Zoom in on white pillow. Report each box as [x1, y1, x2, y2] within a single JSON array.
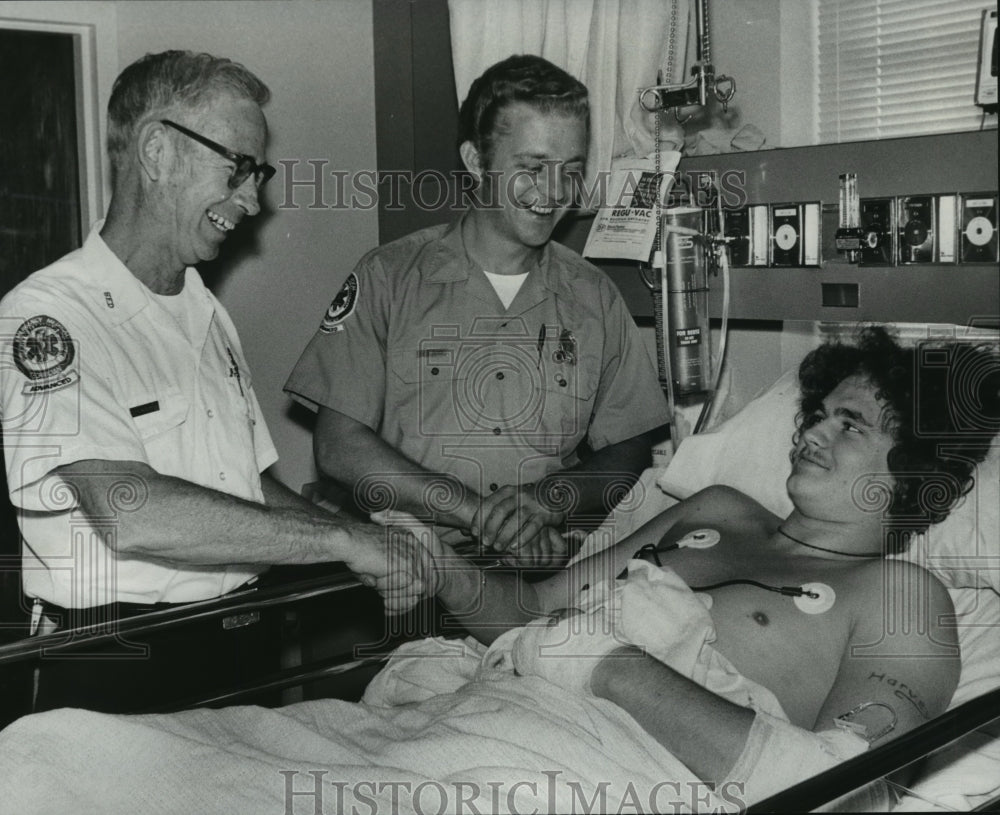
[[656, 370, 1000, 592]]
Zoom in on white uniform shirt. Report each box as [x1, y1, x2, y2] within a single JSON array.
[[0, 226, 277, 607]]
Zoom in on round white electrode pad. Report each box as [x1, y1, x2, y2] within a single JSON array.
[[795, 582, 836, 615], [677, 529, 721, 549]]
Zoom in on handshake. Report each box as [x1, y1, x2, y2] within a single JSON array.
[[345, 489, 582, 617], [346, 509, 632, 696], [341, 511, 447, 616]]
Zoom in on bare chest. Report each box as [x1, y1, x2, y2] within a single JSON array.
[[656, 531, 861, 726], [703, 586, 852, 726]]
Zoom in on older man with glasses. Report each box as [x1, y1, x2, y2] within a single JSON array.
[[0, 50, 431, 714]]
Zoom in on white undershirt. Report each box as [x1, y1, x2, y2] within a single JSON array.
[[154, 283, 199, 343], [483, 270, 529, 309]]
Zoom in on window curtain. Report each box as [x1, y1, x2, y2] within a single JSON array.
[[447, 0, 691, 180]]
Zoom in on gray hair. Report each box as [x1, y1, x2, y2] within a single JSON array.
[[107, 50, 270, 178]]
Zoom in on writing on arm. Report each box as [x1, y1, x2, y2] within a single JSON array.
[[813, 562, 959, 747]]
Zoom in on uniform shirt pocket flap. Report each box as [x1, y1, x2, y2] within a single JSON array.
[[540, 354, 599, 402], [389, 348, 464, 385]]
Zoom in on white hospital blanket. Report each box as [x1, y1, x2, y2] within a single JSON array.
[[0, 563, 787, 815]]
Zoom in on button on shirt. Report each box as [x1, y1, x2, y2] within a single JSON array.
[[284, 216, 669, 500], [0, 226, 278, 607]]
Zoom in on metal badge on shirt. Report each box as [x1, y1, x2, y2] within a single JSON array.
[[554, 328, 577, 365], [12, 315, 80, 394], [319, 273, 359, 334]]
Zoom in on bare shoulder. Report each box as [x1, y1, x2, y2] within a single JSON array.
[[682, 484, 774, 524], [846, 557, 958, 655], [816, 557, 961, 735], [848, 557, 954, 604]]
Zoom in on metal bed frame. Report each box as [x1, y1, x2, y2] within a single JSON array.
[[1, 567, 997, 812]]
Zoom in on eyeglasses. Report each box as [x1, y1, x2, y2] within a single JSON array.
[[160, 119, 276, 189]]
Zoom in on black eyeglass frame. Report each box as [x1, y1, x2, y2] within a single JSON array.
[[160, 119, 275, 189]]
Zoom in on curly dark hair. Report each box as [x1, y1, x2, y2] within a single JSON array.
[[457, 54, 589, 168], [795, 325, 999, 546]]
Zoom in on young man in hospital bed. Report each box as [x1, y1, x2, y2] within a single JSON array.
[[1, 325, 996, 814], [402, 325, 998, 802]]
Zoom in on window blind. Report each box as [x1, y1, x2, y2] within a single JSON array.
[[817, 0, 994, 143]]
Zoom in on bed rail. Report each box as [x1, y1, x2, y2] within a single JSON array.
[[0, 566, 369, 666], [748, 686, 1000, 812], [1, 568, 996, 812]]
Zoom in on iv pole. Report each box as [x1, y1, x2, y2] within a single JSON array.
[[639, 0, 736, 119], [638, 0, 736, 449]]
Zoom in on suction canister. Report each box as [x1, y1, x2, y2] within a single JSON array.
[[661, 206, 709, 397]]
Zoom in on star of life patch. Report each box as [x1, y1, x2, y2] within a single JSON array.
[[13, 315, 79, 394], [319, 273, 358, 334]]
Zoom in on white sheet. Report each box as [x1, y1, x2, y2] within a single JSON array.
[[1, 683, 702, 815]]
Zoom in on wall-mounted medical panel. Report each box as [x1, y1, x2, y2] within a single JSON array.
[[859, 198, 895, 266], [896, 195, 937, 264], [725, 203, 821, 268], [802, 203, 821, 266], [770, 204, 803, 266], [937, 195, 958, 264], [959, 193, 999, 263], [721, 205, 769, 266], [562, 131, 997, 325], [768, 203, 821, 267], [665, 130, 998, 326]]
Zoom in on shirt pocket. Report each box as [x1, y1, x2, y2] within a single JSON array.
[[231, 366, 257, 427], [127, 388, 190, 442], [388, 346, 600, 442], [388, 347, 469, 437], [537, 353, 599, 440]]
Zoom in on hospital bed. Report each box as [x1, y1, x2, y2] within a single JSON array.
[[0, 327, 997, 812]]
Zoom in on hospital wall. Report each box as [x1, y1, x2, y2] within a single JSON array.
[[679, 0, 816, 150]]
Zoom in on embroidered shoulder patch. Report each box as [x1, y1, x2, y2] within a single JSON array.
[[319, 273, 359, 334], [13, 315, 79, 394]]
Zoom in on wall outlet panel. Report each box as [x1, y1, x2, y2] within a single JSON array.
[[723, 207, 751, 266], [897, 195, 936, 264], [802, 202, 822, 266], [770, 203, 804, 266], [859, 198, 896, 265], [959, 193, 999, 263], [722, 205, 771, 267], [937, 195, 958, 263], [750, 205, 770, 266]]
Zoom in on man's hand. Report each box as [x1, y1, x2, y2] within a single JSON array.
[[341, 522, 438, 615], [472, 484, 568, 567], [498, 525, 569, 567]]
